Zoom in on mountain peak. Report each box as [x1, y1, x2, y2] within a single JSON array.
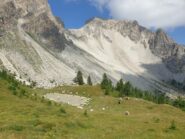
[[85, 17, 108, 24], [155, 28, 174, 45], [85, 17, 140, 26], [84, 17, 147, 33], [1, 0, 185, 95]]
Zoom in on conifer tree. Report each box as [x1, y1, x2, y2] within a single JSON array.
[[74, 71, 84, 85], [101, 73, 109, 89], [116, 79, 124, 91], [122, 81, 132, 96], [87, 75, 92, 86], [101, 73, 113, 95]]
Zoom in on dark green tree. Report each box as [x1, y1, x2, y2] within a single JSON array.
[[116, 79, 124, 92], [101, 73, 109, 89], [74, 71, 84, 85], [101, 73, 113, 95], [106, 79, 113, 95], [87, 75, 93, 86], [122, 81, 132, 96], [0, 70, 7, 79]]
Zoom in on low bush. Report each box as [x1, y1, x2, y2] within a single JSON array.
[[59, 107, 66, 114], [169, 120, 176, 130]]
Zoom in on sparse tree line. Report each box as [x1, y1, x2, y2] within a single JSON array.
[[0, 70, 59, 106], [0, 70, 28, 97], [73, 70, 185, 111], [168, 79, 185, 92], [73, 71, 92, 86], [0, 70, 185, 111]]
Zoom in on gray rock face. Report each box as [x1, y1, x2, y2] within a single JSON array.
[[22, 12, 66, 50], [0, 1, 20, 35], [84, 18, 151, 42], [0, 0, 75, 87], [149, 29, 185, 73], [13, 0, 48, 12], [1, 0, 66, 50]]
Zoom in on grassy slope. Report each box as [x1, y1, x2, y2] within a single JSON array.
[[0, 81, 185, 139]]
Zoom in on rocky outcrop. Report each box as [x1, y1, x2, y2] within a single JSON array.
[[1, 0, 66, 50], [0, 0, 75, 87], [0, 1, 20, 36], [22, 12, 67, 50], [149, 29, 185, 73], [84, 18, 152, 42]]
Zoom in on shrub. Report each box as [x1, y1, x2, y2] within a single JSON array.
[[8, 124, 24, 131], [20, 89, 26, 96], [172, 97, 185, 111], [12, 90, 17, 96], [169, 120, 176, 130], [30, 119, 42, 127], [41, 122, 55, 132], [84, 110, 88, 117], [59, 107, 66, 114], [31, 81, 37, 88], [0, 70, 8, 79], [8, 85, 16, 91], [47, 101, 52, 106], [41, 96, 45, 102], [152, 117, 160, 123]]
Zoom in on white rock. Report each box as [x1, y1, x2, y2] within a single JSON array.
[[78, 106, 83, 109], [90, 109, 94, 112], [44, 93, 90, 108], [125, 111, 130, 116]]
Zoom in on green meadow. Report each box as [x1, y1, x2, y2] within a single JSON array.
[[0, 72, 185, 139]]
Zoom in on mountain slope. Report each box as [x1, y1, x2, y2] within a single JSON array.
[[0, 0, 75, 87], [62, 18, 185, 93], [0, 0, 185, 95]]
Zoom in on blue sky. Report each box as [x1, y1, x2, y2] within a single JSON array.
[[48, 0, 109, 28], [48, 0, 185, 45]]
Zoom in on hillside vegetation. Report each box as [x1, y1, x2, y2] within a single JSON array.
[[0, 71, 185, 139]]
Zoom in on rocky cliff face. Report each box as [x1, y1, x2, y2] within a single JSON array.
[[1, 0, 66, 50], [0, 0, 75, 87], [0, 1, 19, 34], [149, 29, 185, 73], [0, 0, 185, 96]]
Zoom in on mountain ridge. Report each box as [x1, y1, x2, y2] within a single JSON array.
[[0, 0, 185, 96]]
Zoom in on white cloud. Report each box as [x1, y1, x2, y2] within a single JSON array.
[[88, 0, 109, 11], [89, 0, 185, 29]]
